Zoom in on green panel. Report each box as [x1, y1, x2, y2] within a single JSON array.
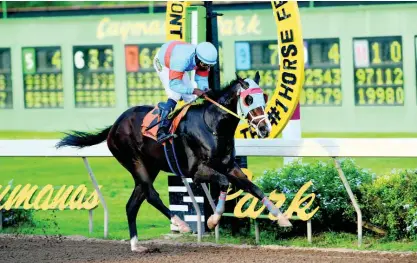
[[22, 46, 64, 109], [21, 48, 36, 74], [0, 48, 13, 109], [352, 36, 404, 106], [303, 38, 342, 107], [125, 43, 165, 107], [72, 45, 116, 108], [0, 4, 416, 133]]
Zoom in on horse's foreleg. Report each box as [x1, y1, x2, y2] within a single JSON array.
[[227, 165, 292, 227], [194, 164, 229, 229]]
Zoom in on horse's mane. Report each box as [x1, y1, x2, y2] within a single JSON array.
[[204, 77, 240, 104]]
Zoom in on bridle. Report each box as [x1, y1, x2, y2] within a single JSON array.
[[235, 78, 269, 132], [202, 78, 269, 131]]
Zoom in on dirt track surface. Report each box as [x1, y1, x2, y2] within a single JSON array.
[[1, 234, 417, 263]]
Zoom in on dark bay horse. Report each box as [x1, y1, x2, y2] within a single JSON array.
[[56, 72, 292, 252]]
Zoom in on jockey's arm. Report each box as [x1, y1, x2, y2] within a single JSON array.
[[194, 69, 210, 91], [169, 71, 194, 94], [168, 58, 194, 94]]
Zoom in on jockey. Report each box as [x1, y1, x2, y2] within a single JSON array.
[[153, 40, 218, 144]]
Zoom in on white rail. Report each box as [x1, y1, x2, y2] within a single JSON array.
[[2, 138, 416, 246]]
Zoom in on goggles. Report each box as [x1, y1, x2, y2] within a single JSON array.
[[198, 61, 213, 69]]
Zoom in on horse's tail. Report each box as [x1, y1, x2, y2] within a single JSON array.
[[55, 125, 112, 149]]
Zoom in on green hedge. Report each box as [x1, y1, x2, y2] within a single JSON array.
[[361, 168, 417, 240], [249, 158, 417, 240]]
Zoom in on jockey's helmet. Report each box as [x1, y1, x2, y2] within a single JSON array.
[[195, 42, 218, 66]]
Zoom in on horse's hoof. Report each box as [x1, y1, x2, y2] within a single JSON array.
[[171, 215, 191, 233], [207, 213, 221, 229], [277, 214, 292, 227], [131, 245, 149, 253]]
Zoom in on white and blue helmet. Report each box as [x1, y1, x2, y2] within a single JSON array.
[[196, 42, 218, 65]]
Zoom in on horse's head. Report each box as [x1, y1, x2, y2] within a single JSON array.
[[235, 71, 272, 138]]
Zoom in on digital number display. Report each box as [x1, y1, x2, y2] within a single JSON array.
[[302, 38, 342, 106], [353, 36, 404, 106], [22, 46, 63, 109], [0, 48, 12, 109], [235, 40, 278, 99], [73, 45, 116, 108], [125, 43, 165, 107]]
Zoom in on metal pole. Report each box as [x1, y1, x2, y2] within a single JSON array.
[[82, 157, 109, 238], [181, 176, 202, 242], [201, 183, 219, 243], [254, 220, 260, 244], [204, 1, 222, 92], [89, 209, 93, 234], [307, 220, 312, 243], [333, 157, 362, 247], [2, 1, 7, 19]]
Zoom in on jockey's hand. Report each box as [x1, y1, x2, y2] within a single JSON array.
[[192, 88, 206, 97]]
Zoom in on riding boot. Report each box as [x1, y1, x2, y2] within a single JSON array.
[[157, 99, 177, 144]]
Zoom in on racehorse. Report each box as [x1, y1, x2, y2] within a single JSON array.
[[55, 71, 292, 252]]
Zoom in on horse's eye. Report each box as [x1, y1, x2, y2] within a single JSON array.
[[244, 95, 253, 106], [244, 81, 250, 88]]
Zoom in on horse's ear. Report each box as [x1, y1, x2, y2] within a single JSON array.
[[235, 72, 242, 80], [263, 93, 269, 103], [254, 71, 260, 85]]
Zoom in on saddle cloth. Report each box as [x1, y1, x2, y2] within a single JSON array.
[[141, 104, 192, 142]]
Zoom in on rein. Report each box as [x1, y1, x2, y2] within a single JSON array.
[[203, 94, 246, 122]]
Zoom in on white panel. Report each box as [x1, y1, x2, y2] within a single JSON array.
[[184, 215, 205, 222], [169, 205, 188, 211], [168, 186, 187, 192], [183, 196, 204, 203]]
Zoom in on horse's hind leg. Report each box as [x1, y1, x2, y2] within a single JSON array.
[[126, 183, 147, 252], [133, 159, 192, 234]]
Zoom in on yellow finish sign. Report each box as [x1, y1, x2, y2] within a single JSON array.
[[227, 169, 319, 221], [165, 1, 190, 41], [0, 184, 102, 211], [235, 1, 304, 138]]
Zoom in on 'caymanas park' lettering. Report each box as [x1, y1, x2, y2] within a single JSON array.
[[227, 169, 319, 221], [0, 184, 102, 211]]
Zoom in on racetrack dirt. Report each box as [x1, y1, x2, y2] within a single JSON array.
[[0, 234, 416, 263]]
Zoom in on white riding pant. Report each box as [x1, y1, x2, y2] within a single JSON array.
[[153, 52, 197, 103]]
